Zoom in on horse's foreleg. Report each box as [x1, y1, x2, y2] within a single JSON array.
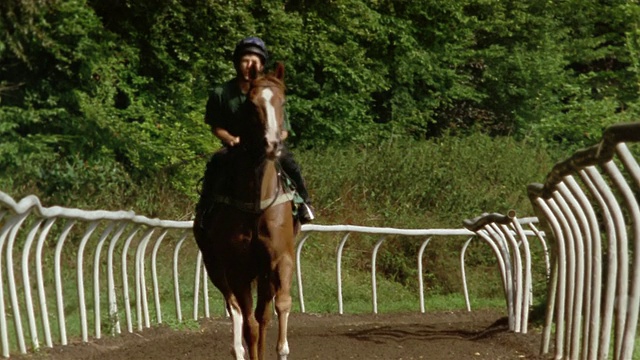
[[256, 275, 275, 360], [236, 287, 259, 359], [195, 245, 246, 360], [274, 256, 294, 360], [226, 295, 247, 360]]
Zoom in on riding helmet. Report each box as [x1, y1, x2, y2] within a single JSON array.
[[233, 36, 269, 65]]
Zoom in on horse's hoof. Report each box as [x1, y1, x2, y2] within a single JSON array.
[[277, 342, 290, 360], [230, 346, 245, 360]]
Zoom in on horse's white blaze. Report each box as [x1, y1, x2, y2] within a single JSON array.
[[261, 88, 279, 144], [229, 306, 245, 360]]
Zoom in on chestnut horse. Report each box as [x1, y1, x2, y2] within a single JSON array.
[[193, 62, 298, 360]]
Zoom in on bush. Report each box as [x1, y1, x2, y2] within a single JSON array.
[[294, 133, 563, 296]]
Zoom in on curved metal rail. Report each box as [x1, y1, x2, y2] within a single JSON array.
[[0, 192, 547, 358], [462, 212, 548, 334], [528, 121, 640, 360], [0, 193, 196, 358], [295, 224, 545, 317]]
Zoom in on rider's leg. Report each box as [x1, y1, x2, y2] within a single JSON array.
[[279, 149, 314, 223]]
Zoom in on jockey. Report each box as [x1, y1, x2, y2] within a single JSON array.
[[199, 36, 315, 224]]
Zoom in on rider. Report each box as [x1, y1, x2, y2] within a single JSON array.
[[198, 36, 315, 224]]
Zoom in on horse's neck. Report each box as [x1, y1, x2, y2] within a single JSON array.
[[227, 155, 278, 203], [260, 160, 279, 201]]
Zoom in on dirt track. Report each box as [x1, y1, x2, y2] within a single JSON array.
[[16, 309, 545, 359]]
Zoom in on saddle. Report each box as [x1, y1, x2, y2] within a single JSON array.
[[196, 150, 304, 221]]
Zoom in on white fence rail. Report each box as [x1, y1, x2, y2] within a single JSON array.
[[528, 122, 640, 360], [5, 123, 635, 359], [0, 192, 196, 358], [463, 212, 549, 334], [296, 223, 546, 319], [0, 190, 547, 358]]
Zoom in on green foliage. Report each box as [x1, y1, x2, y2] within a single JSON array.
[[525, 0, 640, 150], [1, 0, 635, 306], [299, 133, 556, 227], [295, 134, 561, 296], [2, 0, 639, 207]]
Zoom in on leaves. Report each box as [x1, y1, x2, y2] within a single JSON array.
[[1, 0, 639, 206]]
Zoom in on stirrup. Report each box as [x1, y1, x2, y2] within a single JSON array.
[[299, 203, 315, 223]]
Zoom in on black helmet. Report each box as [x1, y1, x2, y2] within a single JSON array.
[[233, 36, 268, 65]]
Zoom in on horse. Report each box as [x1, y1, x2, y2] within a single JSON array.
[[193, 62, 298, 360]]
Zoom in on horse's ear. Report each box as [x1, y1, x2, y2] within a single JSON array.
[[275, 62, 285, 80]]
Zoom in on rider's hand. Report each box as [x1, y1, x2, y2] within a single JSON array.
[[228, 136, 240, 147]]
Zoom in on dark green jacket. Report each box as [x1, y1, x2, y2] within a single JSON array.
[[205, 79, 291, 144]]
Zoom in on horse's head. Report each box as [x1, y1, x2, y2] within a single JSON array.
[[245, 62, 287, 160]]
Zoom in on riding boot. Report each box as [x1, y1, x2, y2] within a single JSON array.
[[279, 150, 315, 224]]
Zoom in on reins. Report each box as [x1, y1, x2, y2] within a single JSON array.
[[256, 158, 278, 212]]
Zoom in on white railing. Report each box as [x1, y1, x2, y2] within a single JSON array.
[[528, 122, 640, 360], [5, 124, 632, 360], [0, 192, 196, 358], [0, 190, 547, 358], [463, 212, 549, 334], [296, 223, 547, 320]]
